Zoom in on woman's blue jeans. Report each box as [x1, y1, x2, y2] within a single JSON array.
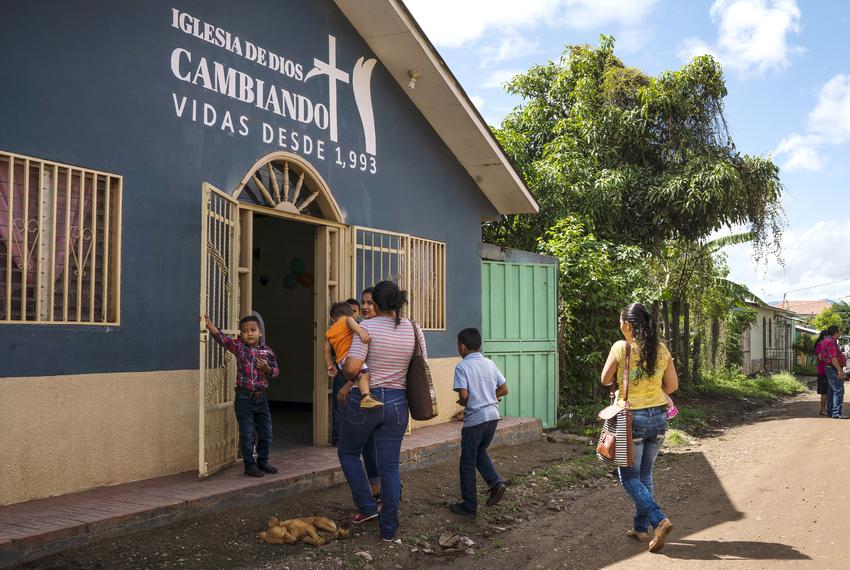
[[826, 366, 844, 417], [618, 405, 667, 533], [337, 387, 408, 539]]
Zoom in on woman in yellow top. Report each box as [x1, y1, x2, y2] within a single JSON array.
[[601, 303, 679, 553]]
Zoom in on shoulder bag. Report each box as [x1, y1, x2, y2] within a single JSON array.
[[406, 321, 439, 421], [596, 342, 634, 467]]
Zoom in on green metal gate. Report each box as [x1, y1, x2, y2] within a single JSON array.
[[481, 259, 558, 428]]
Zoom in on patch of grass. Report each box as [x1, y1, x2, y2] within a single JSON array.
[[668, 406, 709, 433], [508, 472, 529, 486], [664, 429, 691, 448], [685, 368, 807, 401], [564, 454, 609, 484], [537, 463, 571, 486]]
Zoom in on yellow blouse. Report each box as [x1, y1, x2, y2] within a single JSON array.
[[610, 340, 670, 409]]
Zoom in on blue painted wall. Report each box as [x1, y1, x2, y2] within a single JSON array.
[[0, 1, 493, 376]]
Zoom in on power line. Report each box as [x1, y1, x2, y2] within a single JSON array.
[[784, 276, 850, 295]]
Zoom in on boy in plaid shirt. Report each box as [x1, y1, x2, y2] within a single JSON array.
[[204, 314, 280, 477]]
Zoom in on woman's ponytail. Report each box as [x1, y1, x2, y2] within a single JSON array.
[[621, 303, 659, 377]]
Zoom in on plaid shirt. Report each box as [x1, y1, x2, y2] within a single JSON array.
[[213, 332, 280, 391]]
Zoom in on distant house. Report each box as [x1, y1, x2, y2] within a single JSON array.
[[773, 299, 833, 320], [742, 302, 795, 375]]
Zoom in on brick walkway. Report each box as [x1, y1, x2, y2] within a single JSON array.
[[0, 417, 541, 568]]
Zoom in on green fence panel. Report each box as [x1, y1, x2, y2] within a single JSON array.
[[482, 261, 558, 428]]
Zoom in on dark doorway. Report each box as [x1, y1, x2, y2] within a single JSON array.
[[251, 214, 315, 450]]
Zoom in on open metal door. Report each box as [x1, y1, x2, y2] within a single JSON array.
[[198, 182, 240, 477], [314, 225, 344, 445]]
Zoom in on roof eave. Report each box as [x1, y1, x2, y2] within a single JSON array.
[[332, 0, 539, 215]]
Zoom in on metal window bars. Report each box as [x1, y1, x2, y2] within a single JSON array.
[[0, 151, 122, 325], [351, 227, 445, 330]]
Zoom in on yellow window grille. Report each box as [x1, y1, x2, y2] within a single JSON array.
[[351, 227, 445, 331], [0, 151, 122, 325]]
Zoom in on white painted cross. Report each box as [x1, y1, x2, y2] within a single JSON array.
[[305, 35, 350, 143]]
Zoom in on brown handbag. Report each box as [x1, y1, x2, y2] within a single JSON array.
[[406, 322, 439, 421], [596, 342, 634, 467]]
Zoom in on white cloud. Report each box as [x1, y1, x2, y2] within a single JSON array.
[[404, 0, 658, 49], [469, 95, 485, 110], [677, 38, 717, 62], [807, 74, 850, 143], [774, 134, 823, 172], [678, 0, 802, 78], [481, 69, 522, 89], [774, 73, 850, 172], [725, 219, 850, 302], [479, 34, 542, 66]]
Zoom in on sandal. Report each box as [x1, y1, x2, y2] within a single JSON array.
[[648, 519, 673, 553], [626, 529, 651, 541]]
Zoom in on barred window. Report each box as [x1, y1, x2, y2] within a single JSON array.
[[351, 227, 445, 330], [408, 236, 445, 330], [0, 151, 122, 324]]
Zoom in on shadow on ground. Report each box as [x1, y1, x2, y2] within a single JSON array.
[[660, 539, 809, 561], [670, 388, 820, 439]]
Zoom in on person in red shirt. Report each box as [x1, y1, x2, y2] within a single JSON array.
[[204, 314, 280, 476], [819, 326, 847, 419]]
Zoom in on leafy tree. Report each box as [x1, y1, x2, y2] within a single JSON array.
[[649, 232, 762, 380], [483, 36, 786, 401], [723, 306, 758, 367], [538, 217, 646, 402], [485, 36, 784, 260], [810, 303, 850, 333]]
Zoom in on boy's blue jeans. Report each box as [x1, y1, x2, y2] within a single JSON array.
[[459, 419, 503, 512], [234, 391, 272, 467], [337, 387, 408, 539], [618, 405, 667, 533], [826, 366, 844, 417]]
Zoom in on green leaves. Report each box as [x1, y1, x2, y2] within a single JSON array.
[[484, 36, 788, 404], [486, 36, 784, 256]]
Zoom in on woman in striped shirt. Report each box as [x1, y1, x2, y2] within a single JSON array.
[[338, 280, 427, 542]]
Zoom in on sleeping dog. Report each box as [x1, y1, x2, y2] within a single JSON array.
[[259, 516, 349, 547]]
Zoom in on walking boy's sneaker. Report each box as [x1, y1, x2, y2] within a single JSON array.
[[351, 512, 379, 524], [257, 463, 278, 474], [449, 503, 476, 518], [360, 394, 384, 409], [486, 483, 507, 507], [244, 465, 265, 477]]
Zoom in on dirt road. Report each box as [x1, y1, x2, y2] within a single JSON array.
[[448, 392, 844, 569], [30, 390, 845, 569]]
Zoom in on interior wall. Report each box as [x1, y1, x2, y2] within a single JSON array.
[[252, 215, 315, 403]]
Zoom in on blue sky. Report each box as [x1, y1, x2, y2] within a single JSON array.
[[406, 0, 850, 304]]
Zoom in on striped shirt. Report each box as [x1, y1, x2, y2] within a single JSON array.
[[348, 316, 426, 390]]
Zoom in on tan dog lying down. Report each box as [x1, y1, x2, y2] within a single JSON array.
[[259, 516, 349, 546]]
